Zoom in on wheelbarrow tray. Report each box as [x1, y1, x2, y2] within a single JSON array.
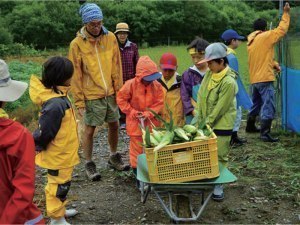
[[136, 154, 237, 223]]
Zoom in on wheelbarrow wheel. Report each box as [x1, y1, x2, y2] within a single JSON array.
[[171, 194, 191, 224]]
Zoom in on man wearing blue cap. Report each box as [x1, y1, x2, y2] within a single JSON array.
[[221, 29, 252, 148], [69, 3, 129, 181]]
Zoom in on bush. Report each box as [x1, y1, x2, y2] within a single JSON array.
[[0, 27, 13, 45], [0, 43, 40, 57]]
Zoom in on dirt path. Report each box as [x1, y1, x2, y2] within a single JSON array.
[[36, 126, 300, 224]]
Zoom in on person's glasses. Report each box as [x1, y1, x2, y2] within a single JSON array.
[[87, 21, 102, 28]]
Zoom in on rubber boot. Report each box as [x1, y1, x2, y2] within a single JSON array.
[[230, 131, 247, 148], [260, 119, 279, 142], [212, 185, 224, 201], [246, 115, 260, 133]]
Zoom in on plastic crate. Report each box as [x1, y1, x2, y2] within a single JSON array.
[[144, 128, 219, 183]]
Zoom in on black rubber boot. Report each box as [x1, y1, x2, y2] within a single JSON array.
[[260, 119, 279, 142], [246, 115, 260, 133], [230, 131, 247, 147]]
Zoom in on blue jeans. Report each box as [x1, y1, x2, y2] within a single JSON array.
[[248, 82, 276, 120], [233, 106, 242, 132]]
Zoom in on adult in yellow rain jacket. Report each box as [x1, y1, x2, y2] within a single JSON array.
[[197, 43, 238, 201], [29, 57, 79, 225], [117, 56, 164, 171], [246, 3, 290, 142], [69, 3, 129, 182], [157, 53, 185, 126]]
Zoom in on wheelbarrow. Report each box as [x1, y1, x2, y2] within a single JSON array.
[[136, 153, 237, 223]]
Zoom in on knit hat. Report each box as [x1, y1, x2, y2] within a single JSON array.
[[0, 59, 28, 102], [160, 53, 177, 70], [114, 23, 130, 34], [79, 3, 103, 24], [197, 43, 227, 64]]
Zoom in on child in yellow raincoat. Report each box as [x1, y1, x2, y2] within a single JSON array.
[[157, 53, 185, 126], [30, 57, 80, 225]]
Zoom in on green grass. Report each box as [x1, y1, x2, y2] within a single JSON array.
[[5, 60, 42, 113], [139, 43, 251, 89]]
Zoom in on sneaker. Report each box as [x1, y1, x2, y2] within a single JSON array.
[[65, 209, 78, 218], [120, 123, 126, 130], [50, 217, 70, 225], [85, 161, 101, 181], [138, 181, 149, 192], [108, 153, 130, 171], [212, 185, 224, 202]]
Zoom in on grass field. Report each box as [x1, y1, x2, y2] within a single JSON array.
[[139, 42, 251, 88]]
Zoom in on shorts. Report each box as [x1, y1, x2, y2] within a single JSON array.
[[84, 95, 120, 126]]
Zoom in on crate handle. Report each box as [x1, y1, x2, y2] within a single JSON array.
[[172, 148, 188, 154]]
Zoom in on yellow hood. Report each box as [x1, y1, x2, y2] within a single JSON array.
[[29, 75, 70, 106], [247, 30, 263, 47]]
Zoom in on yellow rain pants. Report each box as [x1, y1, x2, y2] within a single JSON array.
[[45, 167, 73, 219]]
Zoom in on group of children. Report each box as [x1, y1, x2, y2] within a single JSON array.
[[0, 29, 249, 225], [118, 30, 252, 201]]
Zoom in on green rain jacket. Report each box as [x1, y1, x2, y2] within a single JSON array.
[[197, 68, 238, 134]]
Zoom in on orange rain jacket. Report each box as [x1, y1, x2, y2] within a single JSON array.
[[117, 56, 164, 136], [247, 11, 290, 84]]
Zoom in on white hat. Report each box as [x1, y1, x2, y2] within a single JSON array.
[[0, 59, 28, 102]]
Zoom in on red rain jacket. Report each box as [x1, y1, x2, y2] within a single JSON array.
[[0, 118, 44, 224]]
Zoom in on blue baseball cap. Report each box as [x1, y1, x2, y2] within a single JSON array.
[[142, 72, 162, 82], [221, 29, 245, 42]]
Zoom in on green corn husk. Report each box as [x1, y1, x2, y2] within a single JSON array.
[[183, 124, 198, 134], [203, 128, 213, 137], [152, 128, 163, 142], [198, 118, 207, 130], [174, 127, 189, 141], [145, 126, 151, 148], [153, 131, 174, 168], [195, 129, 205, 137], [150, 134, 159, 146], [193, 135, 209, 141], [154, 131, 174, 152]]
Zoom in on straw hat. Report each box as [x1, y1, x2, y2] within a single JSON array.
[[114, 22, 130, 34]]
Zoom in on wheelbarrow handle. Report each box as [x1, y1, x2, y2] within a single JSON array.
[[139, 117, 146, 130]]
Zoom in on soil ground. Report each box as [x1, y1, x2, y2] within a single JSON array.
[[35, 122, 300, 224]]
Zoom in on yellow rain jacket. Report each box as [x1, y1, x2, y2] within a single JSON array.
[[247, 11, 290, 84], [69, 27, 123, 108], [158, 74, 185, 126], [29, 76, 80, 169]]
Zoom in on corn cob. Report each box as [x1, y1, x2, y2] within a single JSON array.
[[153, 131, 174, 152], [183, 124, 198, 134], [193, 136, 209, 141], [174, 127, 189, 141], [150, 134, 159, 146], [152, 128, 163, 142], [195, 129, 205, 137], [153, 131, 174, 167]]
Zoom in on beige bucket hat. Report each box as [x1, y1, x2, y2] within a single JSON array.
[[114, 22, 130, 34], [0, 59, 28, 102]]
